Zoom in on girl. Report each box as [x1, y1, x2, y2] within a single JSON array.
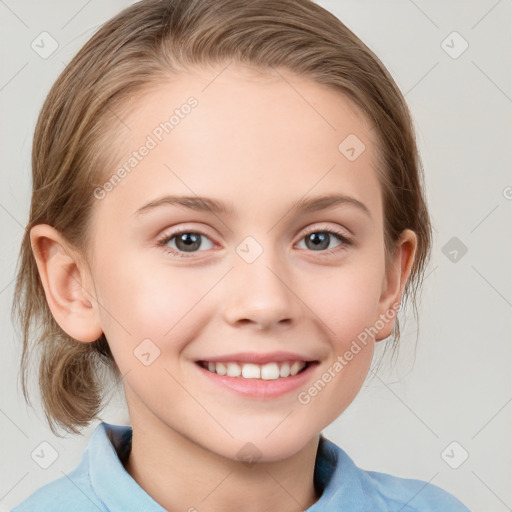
[[12, 0, 471, 510]]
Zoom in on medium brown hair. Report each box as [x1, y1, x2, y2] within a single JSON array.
[[12, 0, 432, 434]]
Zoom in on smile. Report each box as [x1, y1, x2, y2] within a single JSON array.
[[197, 360, 309, 380]]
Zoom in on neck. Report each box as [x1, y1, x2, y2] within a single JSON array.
[[124, 414, 321, 512]]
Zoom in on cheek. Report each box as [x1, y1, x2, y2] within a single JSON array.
[[93, 256, 210, 364], [295, 264, 382, 419], [303, 259, 385, 349]]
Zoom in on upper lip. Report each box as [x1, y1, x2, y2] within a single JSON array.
[[196, 351, 318, 365]]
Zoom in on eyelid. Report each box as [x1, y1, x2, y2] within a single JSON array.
[[156, 222, 353, 258], [157, 222, 351, 242], [157, 223, 216, 241], [156, 225, 216, 249], [300, 223, 351, 239]]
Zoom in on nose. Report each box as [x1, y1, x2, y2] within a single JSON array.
[[222, 251, 301, 330]]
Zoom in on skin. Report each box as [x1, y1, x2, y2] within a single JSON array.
[[31, 63, 416, 512]]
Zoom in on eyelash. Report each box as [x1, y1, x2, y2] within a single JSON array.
[[156, 226, 353, 259]]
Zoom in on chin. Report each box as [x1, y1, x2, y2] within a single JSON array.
[[215, 429, 317, 464]]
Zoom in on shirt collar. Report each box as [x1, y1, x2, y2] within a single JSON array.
[[87, 422, 365, 511], [89, 422, 165, 511], [310, 433, 366, 510]]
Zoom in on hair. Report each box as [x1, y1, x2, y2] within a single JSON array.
[[12, 0, 432, 435]]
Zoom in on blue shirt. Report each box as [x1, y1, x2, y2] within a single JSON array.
[[12, 422, 471, 511]]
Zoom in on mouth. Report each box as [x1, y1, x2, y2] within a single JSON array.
[[196, 360, 312, 380], [193, 351, 320, 398]]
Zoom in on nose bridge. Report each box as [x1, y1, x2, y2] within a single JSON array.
[[222, 234, 300, 327]]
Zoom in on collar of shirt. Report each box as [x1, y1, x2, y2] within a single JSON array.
[[78, 422, 470, 512], [87, 421, 365, 511]]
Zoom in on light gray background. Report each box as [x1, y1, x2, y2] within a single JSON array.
[[1, 1, 511, 510]]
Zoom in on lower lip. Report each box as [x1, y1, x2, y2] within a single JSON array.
[[194, 362, 318, 399]]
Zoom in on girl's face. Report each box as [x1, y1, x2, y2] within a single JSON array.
[[85, 64, 413, 461]]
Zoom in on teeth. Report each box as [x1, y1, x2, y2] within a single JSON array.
[[201, 360, 308, 379], [215, 362, 227, 376], [242, 363, 260, 379], [226, 362, 241, 377], [261, 362, 279, 380], [279, 362, 290, 377], [290, 361, 303, 375]]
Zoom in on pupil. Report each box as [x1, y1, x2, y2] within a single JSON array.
[[177, 233, 201, 252], [307, 232, 329, 250], [174, 232, 331, 253]]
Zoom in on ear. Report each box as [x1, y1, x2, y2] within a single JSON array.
[[375, 229, 417, 341], [30, 224, 103, 343]]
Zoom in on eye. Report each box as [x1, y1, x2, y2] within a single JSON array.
[[156, 226, 353, 259], [157, 230, 214, 258], [296, 227, 353, 256]]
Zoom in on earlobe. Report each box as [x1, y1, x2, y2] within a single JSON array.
[[375, 229, 417, 341], [30, 224, 103, 343]]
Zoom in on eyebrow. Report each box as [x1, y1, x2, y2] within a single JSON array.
[[133, 193, 371, 219]]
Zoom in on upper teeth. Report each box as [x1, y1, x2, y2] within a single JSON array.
[[202, 361, 307, 380]]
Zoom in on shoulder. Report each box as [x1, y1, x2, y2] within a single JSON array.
[[363, 469, 471, 511], [11, 422, 147, 512], [10, 465, 106, 512], [10, 423, 119, 512], [318, 436, 471, 511]]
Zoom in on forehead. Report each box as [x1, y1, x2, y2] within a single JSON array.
[[93, 64, 382, 225]]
